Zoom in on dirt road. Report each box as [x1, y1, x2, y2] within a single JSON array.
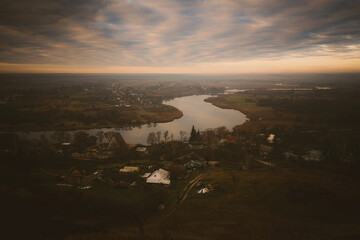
[[156, 170, 213, 222]]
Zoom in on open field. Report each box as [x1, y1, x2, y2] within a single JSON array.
[[205, 94, 306, 132], [65, 162, 360, 240], [205, 88, 360, 132], [156, 163, 360, 239]]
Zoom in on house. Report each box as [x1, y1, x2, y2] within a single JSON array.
[[66, 167, 84, 185], [146, 168, 171, 185], [302, 150, 324, 162], [207, 161, 219, 166], [71, 148, 109, 161], [141, 173, 151, 178], [189, 144, 204, 150], [197, 188, 209, 194], [108, 133, 127, 150], [185, 160, 204, 169], [135, 147, 148, 157], [218, 139, 226, 146], [119, 166, 140, 173], [283, 151, 299, 160], [267, 134, 275, 143], [65, 167, 101, 185], [259, 144, 273, 156]]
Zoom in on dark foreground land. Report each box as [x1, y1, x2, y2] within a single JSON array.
[[2, 161, 360, 240], [1, 74, 360, 240]]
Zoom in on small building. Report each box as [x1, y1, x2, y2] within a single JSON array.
[[119, 166, 140, 173], [283, 151, 299, 160], [185, 160, 204, 169], [65, 167, 101, 185], [108, 133, 127, 150], [141, 173, 151, 178], [302, 150, 324, 162], [207, 161, 219, 166], [218, 139, 226, 146], [71, 148, 109, 161], [66, 167, 85, 185], [135, 147, 148, 157], [197, 188, 209, 194], [146, 168, 171, 185], [267, 134, 275, 144], [189, 144, 204, 150]]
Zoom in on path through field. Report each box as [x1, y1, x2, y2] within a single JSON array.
[[155, 170, 214, 223]]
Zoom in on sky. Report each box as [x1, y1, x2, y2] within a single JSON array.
[[0, 0, 360, 74]]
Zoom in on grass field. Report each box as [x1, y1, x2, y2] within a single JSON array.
[[65, 161, 360, 240], [205, 94, 297, 132], [205, 90, 360, 132], [143, 162, 360, 240]]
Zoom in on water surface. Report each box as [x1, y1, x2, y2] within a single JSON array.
[[16, 95, 248, 144]]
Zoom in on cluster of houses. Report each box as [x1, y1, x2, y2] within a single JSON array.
[[64, 151, 210, 188], [70, 132, 128, 161], [64, 164, 172, 187], [62, 129, 327, 189], [258, 133, 325, 162], [283, 149, 324, 162], [109, 84, 169, 112]]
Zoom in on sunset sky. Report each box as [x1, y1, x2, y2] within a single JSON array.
[[0, 0, 360, 74]]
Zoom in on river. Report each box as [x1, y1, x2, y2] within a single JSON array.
[[15, 95, 248, 144]]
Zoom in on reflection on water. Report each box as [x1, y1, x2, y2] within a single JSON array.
[[15, 95, 248, 144]]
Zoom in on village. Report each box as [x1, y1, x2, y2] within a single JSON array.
[[34, 122, 329, 198], [1, 77, 360, 239]]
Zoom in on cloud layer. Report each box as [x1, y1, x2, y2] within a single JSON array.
[[0, 0, 359, 72]]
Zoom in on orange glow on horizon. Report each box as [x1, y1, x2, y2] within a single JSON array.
[[1, 56, 360, 74]]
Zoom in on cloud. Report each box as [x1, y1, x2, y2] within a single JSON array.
[[0, 0, 359, 72]]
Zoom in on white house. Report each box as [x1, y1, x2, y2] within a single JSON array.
[[146, 168, 170, 185], [267, 134, 275, 143]]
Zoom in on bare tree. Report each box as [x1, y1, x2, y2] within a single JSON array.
[[96, 131, 104, 145], [52, 131, 70, 145], [206, 130, 218, 149], [39, 134, 49, 147], [179, 130, 186, 141], [216, 126, 228, 139], [205, 129, 218, 162], [147, 132, 156, 145], [233, 128, 242, 144], [156, 131, 162, 144], [163, 130, 169, 143]]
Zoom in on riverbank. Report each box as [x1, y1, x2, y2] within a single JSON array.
[[0, 106, 183, 132], [205, 94, 311, 132]]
